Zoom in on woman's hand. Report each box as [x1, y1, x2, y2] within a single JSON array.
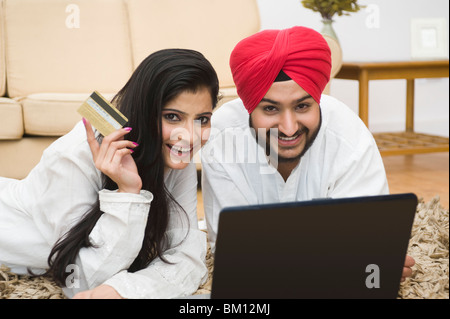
[[401, 255, 415, 281], [83, 118, 142, 194], [72, 284, 123, 299]]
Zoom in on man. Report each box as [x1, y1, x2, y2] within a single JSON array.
[[201, 26, 414, 280]]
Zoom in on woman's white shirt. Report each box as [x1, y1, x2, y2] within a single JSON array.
[[0, 121, 207, 298]]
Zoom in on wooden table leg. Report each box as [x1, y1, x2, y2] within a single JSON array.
[[358, 70, 369, 128], [406, 79, 415, 132]]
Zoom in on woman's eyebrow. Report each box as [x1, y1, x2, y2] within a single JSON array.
[[163, 108, 212, 116], [197, 112, 213, 116], [163, 108, 187, 115]]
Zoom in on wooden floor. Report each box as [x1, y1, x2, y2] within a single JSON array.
[[383, 152, 449, 209], [197, 152, 449, 219]]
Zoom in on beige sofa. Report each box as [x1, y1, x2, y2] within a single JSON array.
[[0, 0, 341, 179]]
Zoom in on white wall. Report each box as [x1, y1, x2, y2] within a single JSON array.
[[256, 0, 449, 137]]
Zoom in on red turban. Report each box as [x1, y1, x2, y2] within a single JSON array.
[[230, 26, 332, 114]]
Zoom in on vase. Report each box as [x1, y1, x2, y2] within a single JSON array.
[[321, 19, 339, 43]]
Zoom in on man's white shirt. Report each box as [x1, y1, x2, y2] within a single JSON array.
[[201, 95, 389, 252]]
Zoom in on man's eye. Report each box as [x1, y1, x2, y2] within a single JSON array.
[[164, 113, 180, 121], [296, 103, 310, 110]]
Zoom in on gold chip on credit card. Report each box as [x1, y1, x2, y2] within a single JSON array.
[[77, 91, 128, 136]]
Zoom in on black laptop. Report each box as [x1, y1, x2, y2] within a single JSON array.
[[210, 193, 417, 299]]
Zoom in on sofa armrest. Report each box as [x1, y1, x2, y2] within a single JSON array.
[[0, 0, 6, 97], [0, 97, 23, 139]]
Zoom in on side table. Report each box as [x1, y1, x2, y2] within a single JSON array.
[[335, 60, 449, 156]]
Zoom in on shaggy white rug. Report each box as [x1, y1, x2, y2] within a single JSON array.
[[1, 197, 448, 299], [397, 196, 448, 299]]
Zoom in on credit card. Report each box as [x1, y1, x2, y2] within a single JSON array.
[[77, 91, 128, 136]]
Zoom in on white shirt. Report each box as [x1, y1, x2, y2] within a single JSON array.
[[0, 121, 207, 298], [201, 95, 389, 252]]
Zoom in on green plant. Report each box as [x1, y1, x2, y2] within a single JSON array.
[[301, 0, 364, 20]]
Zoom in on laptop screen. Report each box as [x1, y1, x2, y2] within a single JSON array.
[[211, 193, 417, 299]]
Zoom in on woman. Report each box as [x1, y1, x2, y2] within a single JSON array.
[[0, 49, 219, 298]]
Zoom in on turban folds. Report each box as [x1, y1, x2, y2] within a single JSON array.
[[230, 26, 332, 114]]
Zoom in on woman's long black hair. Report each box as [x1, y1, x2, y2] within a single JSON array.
[[46, 49, 219, 286]]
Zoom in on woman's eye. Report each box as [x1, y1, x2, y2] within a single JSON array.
[[164, 113, 180, 121], [198, 116, 211, 125]]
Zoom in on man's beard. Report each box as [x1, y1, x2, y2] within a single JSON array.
[[250, 111, 322, 163]]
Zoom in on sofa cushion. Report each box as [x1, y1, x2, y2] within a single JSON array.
[[3, 0, 133, 98], [0, 97, 23, 139], [0, 0, 6, 97], [21, 93, 116, 136], [127, 0, 260, 90]]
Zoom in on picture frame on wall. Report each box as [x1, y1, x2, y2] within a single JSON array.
[[411, 18, 448, 60]]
